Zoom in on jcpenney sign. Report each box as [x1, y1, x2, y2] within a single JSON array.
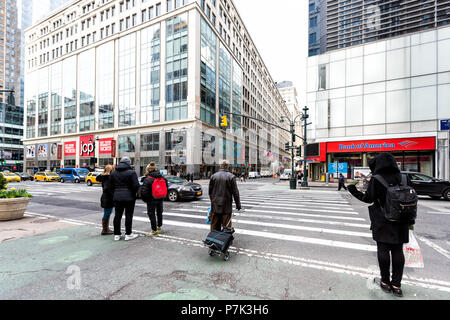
[[80, 135, 95, 157]]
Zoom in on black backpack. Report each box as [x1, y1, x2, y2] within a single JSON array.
[[373, 175, 418, 222]]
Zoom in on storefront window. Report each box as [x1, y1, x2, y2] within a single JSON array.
[[119, 135, 136, 153]]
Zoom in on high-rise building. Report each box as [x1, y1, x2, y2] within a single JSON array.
[[306, 1, 450, 183], [308, 0, 450, 57], [0, 102, 24, 172], [23, 0, 290, 176]]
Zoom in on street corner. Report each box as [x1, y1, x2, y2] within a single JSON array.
[[0, 214, 75, 244]]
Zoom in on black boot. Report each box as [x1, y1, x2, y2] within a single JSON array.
[[101, 218, 114, 235]]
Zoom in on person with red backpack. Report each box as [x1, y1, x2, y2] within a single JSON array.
[[140, 162, 169, 236]]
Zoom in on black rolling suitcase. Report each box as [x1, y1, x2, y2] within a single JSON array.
[[203, 214, 235, 261]]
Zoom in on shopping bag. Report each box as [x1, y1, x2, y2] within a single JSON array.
[[403, 230, 424, 268], [206, 207, 211, 225]]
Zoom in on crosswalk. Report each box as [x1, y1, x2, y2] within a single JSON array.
[[20, 182, 101, 196], [134, 190, 377, 252]]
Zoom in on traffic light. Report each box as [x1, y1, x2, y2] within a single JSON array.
[[285, 142, 290, 152], [220, 115, 228, 128], [296, 147, 302, 157]]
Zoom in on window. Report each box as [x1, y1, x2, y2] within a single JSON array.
[[167, 0, 172, 11], [142, 9, 147, 22], [310, 16, 317, 27], [132, 14, 137, 26], [141, 133, 160, 151], [119, 135, 136, 153], [156, 3, 161, 16], [318, 64, 326, 90]]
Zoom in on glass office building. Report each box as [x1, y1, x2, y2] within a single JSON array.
[[23, 0, 290, 176]]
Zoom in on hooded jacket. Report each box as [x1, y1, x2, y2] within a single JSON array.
[[96, 174, 114, 208], [348, 153, 414, 244], [110, 161, 140, 202], [140, 171, 169, 202], [209, 169, 242, 215]]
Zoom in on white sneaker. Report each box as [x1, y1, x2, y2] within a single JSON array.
[[125, 233, 139, 241], [114, 235, 121, 241]]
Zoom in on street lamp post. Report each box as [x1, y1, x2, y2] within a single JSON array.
[[301, 106, 310, 188]]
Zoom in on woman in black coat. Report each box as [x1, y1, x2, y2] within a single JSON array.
[[347, 153, 415, 297], [96, 164, 114, 235]]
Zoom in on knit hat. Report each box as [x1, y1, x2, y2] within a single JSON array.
[[145, 162, 157, 176], [120, 157, 132, 166]]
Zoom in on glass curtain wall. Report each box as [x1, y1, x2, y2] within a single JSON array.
[[50, 62, 62, 135], [26, 72, 36, 139], [166, 13, 188, 121], [141, 24, 161, 124], [200, 18, 216, 126], [232, 59, 242, 134], [97, 41, 115, 129], [78, 49, 95, 132], [119, 33, 136, 127], [219, 42, 231, 128], [63, 56, 77, 134], [38, 67, 49, 137]]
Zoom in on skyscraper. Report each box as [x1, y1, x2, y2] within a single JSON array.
[[308, 0, 450, 56]]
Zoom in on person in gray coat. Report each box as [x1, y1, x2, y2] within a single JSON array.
[[208, 160, 242, 231]]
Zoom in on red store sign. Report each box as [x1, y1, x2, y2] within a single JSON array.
[[80, 135, 95, 157], [327, 137, 436, 153], [99, 138, 114, 154], [64, 141, 77, 156]]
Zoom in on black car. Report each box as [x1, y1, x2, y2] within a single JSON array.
[[139, 175, 203, 202], [402, 171, 450, 201], [15, 172, 34, 181]]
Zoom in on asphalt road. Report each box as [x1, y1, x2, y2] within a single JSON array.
[[1, 178, 450, 300]]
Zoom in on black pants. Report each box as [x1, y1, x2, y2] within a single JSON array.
[[146, 200, 163, 231], [377, 242, 405, 287], [338, 183, 347, 191], [113, 201, 135, 236]]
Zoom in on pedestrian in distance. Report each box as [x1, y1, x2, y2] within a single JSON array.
[[96, 164, 115, 235], [110, 157, 140, 241], [190, 172, 194, 183], [140, 162, 169, 236], [347, 153, 416, 297], [208, 160, 242, 232], [338, 173, 347, 191]]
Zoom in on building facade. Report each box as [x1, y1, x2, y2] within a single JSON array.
[[0, 102, 24, 172], [308, 0, 450, 56], [23, 0, 290, 177], [306, 26, 450, 181]]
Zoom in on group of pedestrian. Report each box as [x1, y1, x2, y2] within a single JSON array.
[[97, 157, 168, 241], [97, 152, 415, 298]]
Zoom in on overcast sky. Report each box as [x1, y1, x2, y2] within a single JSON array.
[[233, 0, 309, 107]]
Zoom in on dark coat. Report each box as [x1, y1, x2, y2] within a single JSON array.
[[110, 162, 140, 203], [140, 171, 169, 203], [209, 169, 242, 215], [97, 174, 114, 209], [338, 175, 345, 185], [348, 153, 414, 244]]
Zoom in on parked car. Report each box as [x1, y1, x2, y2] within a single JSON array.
[[139, 175, 203, 202], [0, 171, 21, 183], [15, 172, 34, 181], [280, 169, 292, 181], [402, 171, 450, 201], [59, 168, 90, 183], [34, 172, 60, 182], [248, 171, 261, 179], [85, 172, 101, 186]]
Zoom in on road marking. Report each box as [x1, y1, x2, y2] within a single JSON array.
[[425, 212, 450, 215], [416, 236, 450, 260], [157, 211, 370, 229], [24, 211, 450, 293], [203, 199, 354, 210], [173, 208, 366, 221], [192, 204, 358, 215]]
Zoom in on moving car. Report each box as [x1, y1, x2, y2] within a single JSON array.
[[16, 172, 34, 181], [139, 175, 203, 202], [34, 172, 60, 182], [402, 171, 450, 201], [248, 171, 261, 179], [0, 172, 21, 183], [280, 169, 292, 181], [59, 168, 90, 183], [85, 172, 101, 186]]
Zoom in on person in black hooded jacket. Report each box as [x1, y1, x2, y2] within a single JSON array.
[[347, 153, 415, 297], [140, 162, 169, 236], [110, 157, 140, 241]]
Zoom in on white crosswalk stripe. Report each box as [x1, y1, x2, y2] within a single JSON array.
[[133, 190, 375, 252]]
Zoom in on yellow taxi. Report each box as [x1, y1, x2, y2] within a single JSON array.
[[0, 172, 21, 183], [34, 172, 60, 182], [85, 172, 101, 186]]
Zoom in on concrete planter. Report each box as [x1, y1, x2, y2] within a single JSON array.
[[0, 197, 31, 221]]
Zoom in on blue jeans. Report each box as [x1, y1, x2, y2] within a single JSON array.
[[103, 208, 113, 219]]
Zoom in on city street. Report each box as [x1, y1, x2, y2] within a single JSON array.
[[1, 178, 450, 300]]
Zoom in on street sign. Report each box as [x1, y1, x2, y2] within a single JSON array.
[[440, 119, 450, 131]]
